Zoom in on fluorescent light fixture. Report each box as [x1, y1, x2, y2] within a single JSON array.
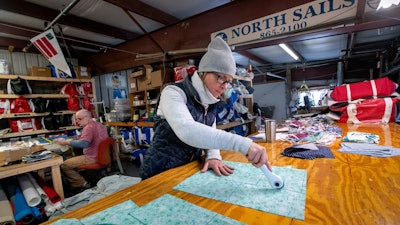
[[279, 43, 299, 60], [377, 0, 400, 9]]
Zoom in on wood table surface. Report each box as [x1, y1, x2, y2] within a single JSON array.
[[43, 122, 400, 225]]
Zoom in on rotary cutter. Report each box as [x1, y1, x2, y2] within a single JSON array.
[[260, 165, 284, 189]]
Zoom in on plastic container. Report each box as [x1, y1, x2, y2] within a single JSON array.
[[0, 59, 10, 74]]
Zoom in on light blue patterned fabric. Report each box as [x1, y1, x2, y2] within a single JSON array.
[[342, 132, 380, 144], [80, 200, 140, 225], [130, 194, 245, 225], [339, 143, 400, 157], [174, 161, 307, 220]]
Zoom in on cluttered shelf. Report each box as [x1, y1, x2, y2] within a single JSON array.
[[0, 126, 80, 139], [0, 74, 92, 83]]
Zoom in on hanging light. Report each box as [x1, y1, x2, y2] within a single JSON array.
[[377, 0, 400, 9], [279, 43, 299, 60]]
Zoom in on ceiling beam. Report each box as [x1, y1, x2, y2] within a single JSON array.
[[0, 22, 112, 52], [235, 50, 270, 65], [0, 37, 31, 51], [88, 0, 315, 72], [0, 0, 138, 40], [104, 0, 179, 25]]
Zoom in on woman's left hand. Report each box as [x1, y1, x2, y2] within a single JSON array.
[[201, 159, 234, 176]]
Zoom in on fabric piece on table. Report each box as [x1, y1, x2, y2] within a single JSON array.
[[0, 183, 16, 225], [303, 132, 324, 143], [342, 132, 380, 144], [338, 143, 400, 157], [22, 150, 54, 163], [130, 194, 245, 225], [325, 125, 342, 135], [173, 161, 307, 220], [49, 175, 141, 220], [79, 200, 139, 225], [293, 143, 319, 150], [281, 145, 335, 160], [315, 133, 339, 146]]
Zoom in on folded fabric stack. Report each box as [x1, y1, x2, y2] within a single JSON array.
[[281, 143, 335, 160], [338, 143, 400, 157], [22, 151, 53, 163]]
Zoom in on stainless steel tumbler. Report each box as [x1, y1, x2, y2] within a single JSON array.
[[265, 120, 276, 143]]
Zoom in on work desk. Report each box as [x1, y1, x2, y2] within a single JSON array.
[[0, 154, 64, 199], [43, 123, 400, 225]]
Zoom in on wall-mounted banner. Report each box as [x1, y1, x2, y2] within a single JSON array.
[[31, 28, 71, 76], [211, 0, 359, 45]]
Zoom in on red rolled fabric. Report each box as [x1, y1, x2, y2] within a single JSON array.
[[31, 173, 61, 204]]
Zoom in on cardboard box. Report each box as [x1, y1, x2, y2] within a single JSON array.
[[0, 147, 31, 165], [130, 70, 144, 78], [74, 66, 91, 79], [146, 70, 163, 89], [28, 66, 52, 77], [130, 65, 153, 78], [137, 76, 148, 91], [130, 78, 138, 93], [136, 67, 173, 91]]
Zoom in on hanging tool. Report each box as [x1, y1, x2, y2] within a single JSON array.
[[260, 165, 284, 189]]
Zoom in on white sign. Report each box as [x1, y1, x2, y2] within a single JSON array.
[[211, 0, 358, 45]]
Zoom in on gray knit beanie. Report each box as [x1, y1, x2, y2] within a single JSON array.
[[198, 36, 236, 76]]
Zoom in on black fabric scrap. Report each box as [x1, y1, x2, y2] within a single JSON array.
[[281, 145, 334, 160]]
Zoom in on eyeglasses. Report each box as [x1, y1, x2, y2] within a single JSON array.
[[75, 116, 86, 121], [213, 72, 233, 88]]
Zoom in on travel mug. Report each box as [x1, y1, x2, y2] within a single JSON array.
[[265, 120, 276, 143]]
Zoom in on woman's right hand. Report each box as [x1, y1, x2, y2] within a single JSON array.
[[246, 142, 273, 171]]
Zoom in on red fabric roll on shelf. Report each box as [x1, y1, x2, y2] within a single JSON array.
[[30, 173, 61, 204]]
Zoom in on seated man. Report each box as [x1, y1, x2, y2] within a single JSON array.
[[55, 109, 109, 191]]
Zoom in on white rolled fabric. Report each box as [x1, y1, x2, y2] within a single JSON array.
[[26, 173, 49, 201], [0, 183, 16, 225], [44, 199, 56, 216], [16, 174, 41, 207]]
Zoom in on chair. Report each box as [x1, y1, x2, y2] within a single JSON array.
[[76, 137, 116, 184]]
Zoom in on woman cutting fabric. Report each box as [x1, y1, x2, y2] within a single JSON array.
[[140, 36, 272, 180]]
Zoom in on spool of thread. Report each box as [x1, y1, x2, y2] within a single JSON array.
[[265, 120, 276, 143]]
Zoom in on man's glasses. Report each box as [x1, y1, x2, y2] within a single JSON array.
[[213, 72, 233, 88], [75, 117, 86, 121]]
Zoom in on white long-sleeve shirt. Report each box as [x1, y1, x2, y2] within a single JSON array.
[[156, 71, 253, 160]]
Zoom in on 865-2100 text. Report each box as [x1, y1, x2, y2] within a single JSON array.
[[259, 22, 307, 39]]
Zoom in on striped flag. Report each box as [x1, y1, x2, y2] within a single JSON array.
[[31, 29, 72, 77]]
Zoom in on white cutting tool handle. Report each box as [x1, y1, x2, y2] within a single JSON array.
[[260, 165, 284, 189]]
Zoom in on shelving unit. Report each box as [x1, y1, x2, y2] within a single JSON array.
[[130, 87, 160, 120], [216, 76, 255, 135], [0, 74, 96, 140], [128, 72, 256, 135]]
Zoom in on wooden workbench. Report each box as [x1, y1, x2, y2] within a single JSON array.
[[43, 123, 400, 225], [0, 154, 64, 199]]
